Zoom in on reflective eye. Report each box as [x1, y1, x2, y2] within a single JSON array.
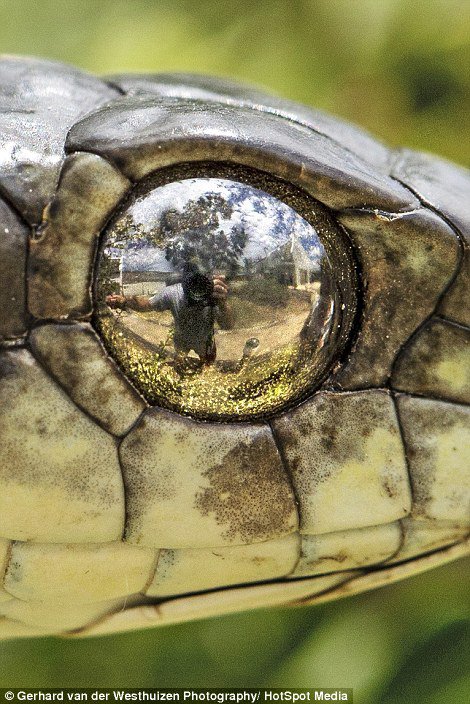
[[95, 167, 357, 420]]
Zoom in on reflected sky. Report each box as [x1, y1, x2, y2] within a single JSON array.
[[107, 178, 323, 276]]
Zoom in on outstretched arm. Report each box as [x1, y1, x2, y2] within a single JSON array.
[[106, 294, 153, 312]]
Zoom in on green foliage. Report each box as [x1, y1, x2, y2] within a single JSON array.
[[95, 253, 120, 302], [161, 194, 248, 274], [0, 0, 468, 163], [0, 559, 468, 696], [378, 620, 470, 704]]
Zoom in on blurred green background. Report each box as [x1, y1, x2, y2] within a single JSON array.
[[1, 0, 469, 165], [0, 0, 469, 700]]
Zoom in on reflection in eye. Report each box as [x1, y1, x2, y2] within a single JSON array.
[[95, 176, 352, 420]]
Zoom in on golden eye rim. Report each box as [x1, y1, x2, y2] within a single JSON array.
[[92, 161, 360, 422]]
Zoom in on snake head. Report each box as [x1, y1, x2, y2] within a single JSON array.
[[0, 58, 468, 638]]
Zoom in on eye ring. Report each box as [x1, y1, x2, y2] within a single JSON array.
[[93, 162, 359, 421]]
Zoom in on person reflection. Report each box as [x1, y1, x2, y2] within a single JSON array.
[[106, 262, 232, 365]]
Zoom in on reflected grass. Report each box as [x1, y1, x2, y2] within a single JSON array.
[[96, 309, 327, 420]]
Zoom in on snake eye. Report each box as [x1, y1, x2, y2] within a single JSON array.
[[95, 166, 357, 420]]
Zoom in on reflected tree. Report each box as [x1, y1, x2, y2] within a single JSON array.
[[160, 194, 248, 275], [109, 194, 249, 276]]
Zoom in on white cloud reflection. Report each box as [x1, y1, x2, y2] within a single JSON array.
[[111, 178, 324, 272]]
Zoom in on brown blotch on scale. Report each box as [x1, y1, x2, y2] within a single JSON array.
[[120, 409, 297, 549], [28, 152, 130, 320], [0, 198, 29, 341], [0, 349, 124, 543], [195, 435, 297, 543]]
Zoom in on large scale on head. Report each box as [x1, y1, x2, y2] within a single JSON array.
[[0, 56, 468, 639]]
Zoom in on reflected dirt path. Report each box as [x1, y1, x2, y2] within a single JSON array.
[[114, 294, 316, 363]]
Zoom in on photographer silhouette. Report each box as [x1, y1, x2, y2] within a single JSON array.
[[106, 261, 232, 364]]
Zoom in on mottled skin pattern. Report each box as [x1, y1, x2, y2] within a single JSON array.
[[0, 57, 468, 640]]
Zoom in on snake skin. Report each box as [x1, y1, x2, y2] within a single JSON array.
[[0, 56, 468, 639]]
